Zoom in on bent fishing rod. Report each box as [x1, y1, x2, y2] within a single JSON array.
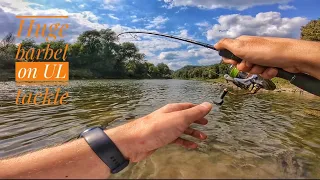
[[118, 31, 320, 97]]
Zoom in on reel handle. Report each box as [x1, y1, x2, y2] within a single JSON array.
[[219, 49, 320, 96]]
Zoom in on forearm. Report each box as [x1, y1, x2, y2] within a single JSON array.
[[0, 102, 212, 179], [0, 137, 111, 179]]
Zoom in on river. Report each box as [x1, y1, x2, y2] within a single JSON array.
[[0, 79, 319, 178]]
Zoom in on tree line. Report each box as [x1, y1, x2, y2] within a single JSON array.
[[173, 64, 230, 79], [0, 29, 172, 80]]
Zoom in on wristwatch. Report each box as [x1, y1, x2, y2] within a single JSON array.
[[79, 127, 129, 174]]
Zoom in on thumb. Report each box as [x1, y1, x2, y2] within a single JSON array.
[[174, 102, 212, 125], [214, 38, 237, 51]]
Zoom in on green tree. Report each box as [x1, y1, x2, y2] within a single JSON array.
[[173, 64, 227, 80], [301, 19, 320, 41], [0, 29, 172, 80], [19, 39, 38, 50], [147, 63, 160, 78], [0, 33, 16, 79], [157, 63, 171, 78], [37, 40, 68, 61]]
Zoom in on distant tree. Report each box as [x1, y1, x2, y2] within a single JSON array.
[[20, 39, 38, 50], [157, 63, 171, 77], [0, 33, 15, 51], [38, 40, 68, 61], [301, 19, 320, 41], [147, 63, 160, 78], [0, 33, 16, 74], [173, 63, 229, 80]]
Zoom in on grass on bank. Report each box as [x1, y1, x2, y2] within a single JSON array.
[[201, 76, 296, 90]]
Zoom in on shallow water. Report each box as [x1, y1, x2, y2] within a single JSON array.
[[0, 79, 319, 178]]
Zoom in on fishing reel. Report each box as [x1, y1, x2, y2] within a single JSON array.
[[213, 65, 277, 105]]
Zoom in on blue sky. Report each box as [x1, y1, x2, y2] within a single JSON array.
[[0, 0, 319, 70]]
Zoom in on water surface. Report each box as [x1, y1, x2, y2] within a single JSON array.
[[0, 80, 319, 178]]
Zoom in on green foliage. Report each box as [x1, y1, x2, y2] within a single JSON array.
[[157, 63, 171, 78], [173, 64, 230, 80], [0, 33, 16, 74], [0, 29, 172, 80], [301, 19, 320, 41]]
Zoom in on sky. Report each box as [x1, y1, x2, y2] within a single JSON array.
[[0, 0, 319, 70]]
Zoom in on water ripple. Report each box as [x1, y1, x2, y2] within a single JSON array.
[[0, 80, 320, 178]]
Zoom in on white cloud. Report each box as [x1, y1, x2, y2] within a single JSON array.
[[78, 4, 85, 8], [191, 48, 221, 65], [162, 0, 292, 11], [156, 47, 222, 69], [207, 12, 308, 40], [179, 29, 188, 38], [0, 0, 108, 43], [102, 0, 120, 10], [108, 14, 120, 20], [278, 5, 296, 10], [132, 18, 146, 23], [132, 19, 141, 23], [104, 0, 120, 3], [195, 21, 210, 27], [167, 61, 190, 70], [131, 36, 181, 54], [146, 16, 169, 29], [65, 0, 72, 2], [159, 50, 193, 60], [175, 6, 188, 14], [198, 59, 216, 65], [113, 24, 182, 58]]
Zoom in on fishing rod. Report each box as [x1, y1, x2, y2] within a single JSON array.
[[118, 31, 320, 97]]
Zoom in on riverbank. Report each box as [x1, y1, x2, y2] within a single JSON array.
[[204, 77, 318, 97]]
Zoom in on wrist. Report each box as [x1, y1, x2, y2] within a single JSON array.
[[285, 39, 319, 78], [104, 122, 140, 162]]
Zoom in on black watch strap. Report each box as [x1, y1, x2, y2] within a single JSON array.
[[80, 127, 129, 174]]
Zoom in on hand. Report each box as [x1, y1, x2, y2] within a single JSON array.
[[214, 36, 320, 79], [105, 102, 212, 162]]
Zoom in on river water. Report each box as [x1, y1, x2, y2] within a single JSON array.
[[0, 79, 319, 178]]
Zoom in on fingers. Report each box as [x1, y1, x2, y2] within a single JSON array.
[[173, 138, 198, 149], [222, 57, 238, 65], [261, 68, 278, 79], [237, 60, 253, 72], [194, 118, 208, 125], [156, 103, 196, 113], [223, 56, 277, 79], [247, 65, 266, 75], [174, 102, 212, 125], [184, 127, 207, 140]]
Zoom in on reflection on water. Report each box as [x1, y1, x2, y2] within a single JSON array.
[[0, 80, 319, 178]]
